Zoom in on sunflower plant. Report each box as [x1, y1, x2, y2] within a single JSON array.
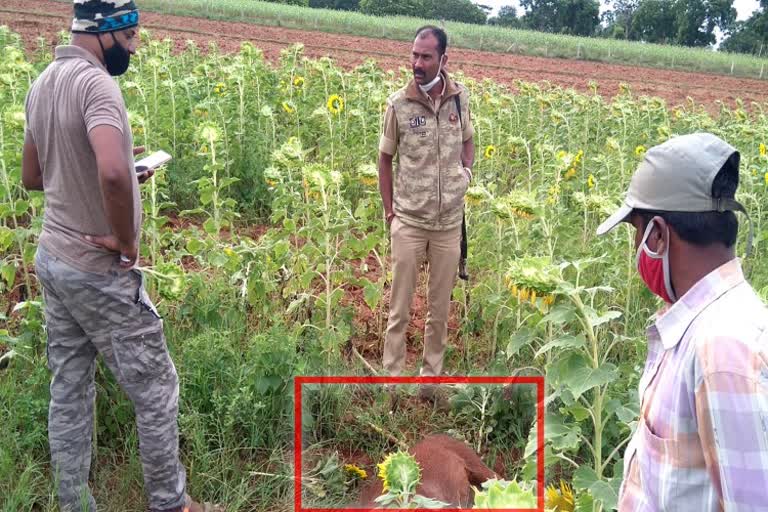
[[0, 101, 36, 302], [374, 451, 450, 509], [514, 258, 631, 512], [304, 452, 355, 505], [327, 94, 345, 115], [268, 140, 365, 364], [472, 479, 537, 509], [504, 257, 559, 309], [466, 185, 492, 207], [180, 122, 240, 236], [356, 162, 379, 188], [497, 191, 540, 221], [0, 45, 40, 304]]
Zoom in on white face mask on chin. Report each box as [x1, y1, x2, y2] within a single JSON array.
[[418, 56, 445, 93]]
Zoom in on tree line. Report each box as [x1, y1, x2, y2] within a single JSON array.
[[272, 0, 768, 54]]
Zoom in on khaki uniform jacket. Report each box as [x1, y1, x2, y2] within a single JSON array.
[[380, 73, 474, 231]]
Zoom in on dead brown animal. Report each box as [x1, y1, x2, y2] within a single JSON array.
[[355, 434, 499, 509]]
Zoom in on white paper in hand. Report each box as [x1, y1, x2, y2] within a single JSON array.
[[135, 150, 172, 172]]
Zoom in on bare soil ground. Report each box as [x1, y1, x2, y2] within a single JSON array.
[[3, 0, 768, 107]]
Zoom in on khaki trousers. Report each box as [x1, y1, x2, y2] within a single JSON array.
[[383, 217, 461, 377]]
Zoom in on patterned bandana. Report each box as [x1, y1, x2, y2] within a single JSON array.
[[72, 0, 139, 33]]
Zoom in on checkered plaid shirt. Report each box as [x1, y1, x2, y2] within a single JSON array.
[[619, 259, 768, 511]]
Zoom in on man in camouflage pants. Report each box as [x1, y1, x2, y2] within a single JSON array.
[[378, 26, 475, 398], [22, 2, 207, 511]]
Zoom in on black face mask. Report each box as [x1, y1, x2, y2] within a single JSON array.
[[97, 31, 130, 76]]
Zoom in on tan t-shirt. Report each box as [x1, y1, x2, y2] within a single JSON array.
[[25, 45, 140, 273]]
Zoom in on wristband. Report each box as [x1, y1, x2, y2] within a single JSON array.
[[463, 166, 473, 182]]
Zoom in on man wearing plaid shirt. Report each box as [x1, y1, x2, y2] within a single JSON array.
[[597, 133, 768, 511]]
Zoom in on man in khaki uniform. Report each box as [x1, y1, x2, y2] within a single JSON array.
[[378, 26, 475, 389]]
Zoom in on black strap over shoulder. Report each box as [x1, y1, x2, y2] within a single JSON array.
[[454, 92, 469, 281], [454, 94, 462, 129]]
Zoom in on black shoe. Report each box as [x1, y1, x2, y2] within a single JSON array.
[[458, 258, 469, 281]]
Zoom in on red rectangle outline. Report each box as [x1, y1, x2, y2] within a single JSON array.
[[294, 375, 545, 512]]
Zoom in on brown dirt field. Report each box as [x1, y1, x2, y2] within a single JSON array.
[[3, 0, 768, 107]]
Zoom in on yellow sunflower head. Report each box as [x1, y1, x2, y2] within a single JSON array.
[[282, 101, 296, 114], [545, 480, 575, 511], [587, 174, 596, 190], [327, 94, 344, 115], [605, 137, 620, 152], [760, 142, 766, 157], [564, 168, 577, 180], [293, 76, 305, 87], [264, 167, 281, 188], [376, 451, 420, 494], [343, 464, 368, 480], [376, 460, 389, 491], [504, 257, 560, 308], [764, 172, 768, 186], [635, 145, 646, 157], [547, 183, 560, 205], [466, 185, 491, 207], [484, 145, 496, 159], [213, 82, 226, 95], [197, 123, 221, 144], [358, 163, 379, 188]]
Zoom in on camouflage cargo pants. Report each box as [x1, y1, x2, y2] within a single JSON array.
[[35, 245, 186, 512]]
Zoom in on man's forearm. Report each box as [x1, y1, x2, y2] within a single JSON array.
[[22, 139, 44, 190], [99, 170, 136, 249], [90, 125, 137, 251], [22, 175, 43, 191], [378, 153, 394, 216]]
